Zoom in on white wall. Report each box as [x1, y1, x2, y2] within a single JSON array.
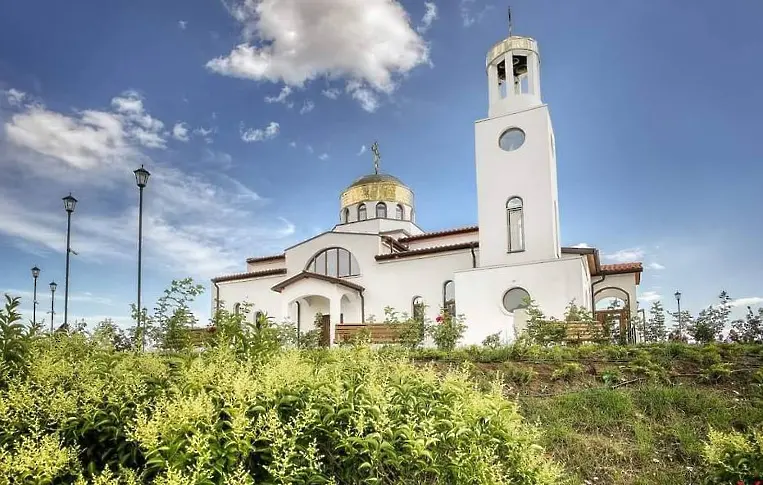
[[213, 273, 286, 322], [333, 217, 422, 237], [593, 273, 639, 316], [475, 104, 561, 267], [246, 258, 285, 273], [454, 256, 589, 345], [403, 231, 479, 250]]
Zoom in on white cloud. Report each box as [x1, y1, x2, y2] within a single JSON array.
[[347, 81, 380, 113], [648, 262, 665, 270], [322, 88, 340, 100], [306, 145, 314, 154], [417, 2, 438, 33], [299, 100, 315, 114], [193, 126, 215, 143], [178, 20, 188, 30], [289, 141, 297, 148], [4, 105, 131, 170], [110, 90, 166, 148], [460, 0, 493, 27], [604, 248, 645, 263], [318, 153, 329, 161], [0, 89, 297, 280], [264, 85, 292, 104], [172, 122, 190, 141], [240, 121, 280, 142], [639, 291, 661, 303], [207, 0, 430, 112], [730, 297, 763, 308], [571, 242, 591, 248], [3, 88, 26, 107], [357, 145, 367, 156]]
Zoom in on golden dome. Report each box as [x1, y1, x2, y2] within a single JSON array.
[[340, 172, 413, 209]]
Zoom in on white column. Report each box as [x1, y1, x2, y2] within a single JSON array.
[[529, 52, 541, 98], [329, 295, 342, 347], [488, 63, 500, 105]]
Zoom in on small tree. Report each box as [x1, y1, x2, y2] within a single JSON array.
[[524, 299, 566, 346], [687, 291, 731, 343], [91, 318, 132, 351], [669, 310, 694, 342], [385, 306, 426, 350], [729, 307, 763, 344], [130, 278, 204, 352], [644, 301, 667, 342]]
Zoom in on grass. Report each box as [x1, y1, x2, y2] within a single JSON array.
[[411, 343, 763, 484]]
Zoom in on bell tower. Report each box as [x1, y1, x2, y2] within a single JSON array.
[[475, 13, 561, 268]]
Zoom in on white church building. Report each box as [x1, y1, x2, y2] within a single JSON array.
[[211, 30, 643, 346]]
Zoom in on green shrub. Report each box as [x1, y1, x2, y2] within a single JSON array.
[[482, 333, 502, 349], [703, 426, 763, 484], [500, 362, 536, 385], [0, 338, 563, 484], [428, 307, 466, 351], [551, 363, 583, 382]]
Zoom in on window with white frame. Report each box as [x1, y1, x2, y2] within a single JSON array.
[[506, 197, 525, 252]]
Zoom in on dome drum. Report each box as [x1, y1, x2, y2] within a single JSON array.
[[340, 174, 413, 209]]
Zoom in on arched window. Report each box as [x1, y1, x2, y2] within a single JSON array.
[[502, 287, 530, 313], [233, 303, 241, 315], [443, 280, 456, 317], [342, 208, 350, 223], [411, 209, 415, 223], [376, 202, 387, 218], [396, 204, 404, 220], [358, 204, 367, 221], [412, 296, 425, 323], [306, 247, 360, 278], [506, 197, 525, 252]]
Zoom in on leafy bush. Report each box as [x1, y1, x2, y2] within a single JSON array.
[[551, 363, 583, 382], [0, 337, 563, 484], [428, 306, 466, 351], [383, 307, 426, 350], [500, 362, 536, 385], [482, 332, 501, 349], [703, 426, 763, 484]]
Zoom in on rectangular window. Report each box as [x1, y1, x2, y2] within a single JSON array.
[[508, 208, 524, 251], [338, 251, 350, 277], [316, 251, 327, 274], [326, 248, 338, 277]]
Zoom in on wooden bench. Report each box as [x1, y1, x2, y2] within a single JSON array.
[[335, 324, 403, 345], [564, 322, 609, 343]]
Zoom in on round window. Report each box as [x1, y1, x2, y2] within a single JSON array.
[[502, 287, 530, 313], [498, 128, 526, 152]]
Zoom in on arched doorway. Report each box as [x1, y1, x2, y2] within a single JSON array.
[[594, 287, 632, 343]]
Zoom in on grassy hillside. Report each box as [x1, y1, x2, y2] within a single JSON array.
[[411, 343, 763, 484]]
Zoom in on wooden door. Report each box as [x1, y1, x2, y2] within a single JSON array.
[[320, 314, 331, 347]]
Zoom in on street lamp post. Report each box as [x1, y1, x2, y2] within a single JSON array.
[[134, 165, 151, 351], [49, 281, 57, 333], [62, 194, 77, 327], [674, 290, 682, 340], [31, 266, 40, 324]]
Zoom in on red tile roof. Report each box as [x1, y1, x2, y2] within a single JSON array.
[[271, 271, 365, 293], [245, 254, 286, 264], [600, 263, 643, 274], [376, 241, 477, 261], [397, 225, 478, 243], [212, 268, 287, 283]]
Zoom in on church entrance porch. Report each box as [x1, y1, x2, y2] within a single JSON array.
[[272, 271, 365, 347]]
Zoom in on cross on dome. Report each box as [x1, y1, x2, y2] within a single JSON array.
[[371, 141, 381, 175]]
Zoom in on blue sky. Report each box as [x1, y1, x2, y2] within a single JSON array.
[[1, 0, 761, 329]]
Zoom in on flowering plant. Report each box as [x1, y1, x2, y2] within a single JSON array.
[[429, 307, 466, 351]]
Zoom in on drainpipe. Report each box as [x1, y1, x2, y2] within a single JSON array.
[[360, 289, 366, 323], [469, 242, 477, 268], [212, 281, 221, 314]]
